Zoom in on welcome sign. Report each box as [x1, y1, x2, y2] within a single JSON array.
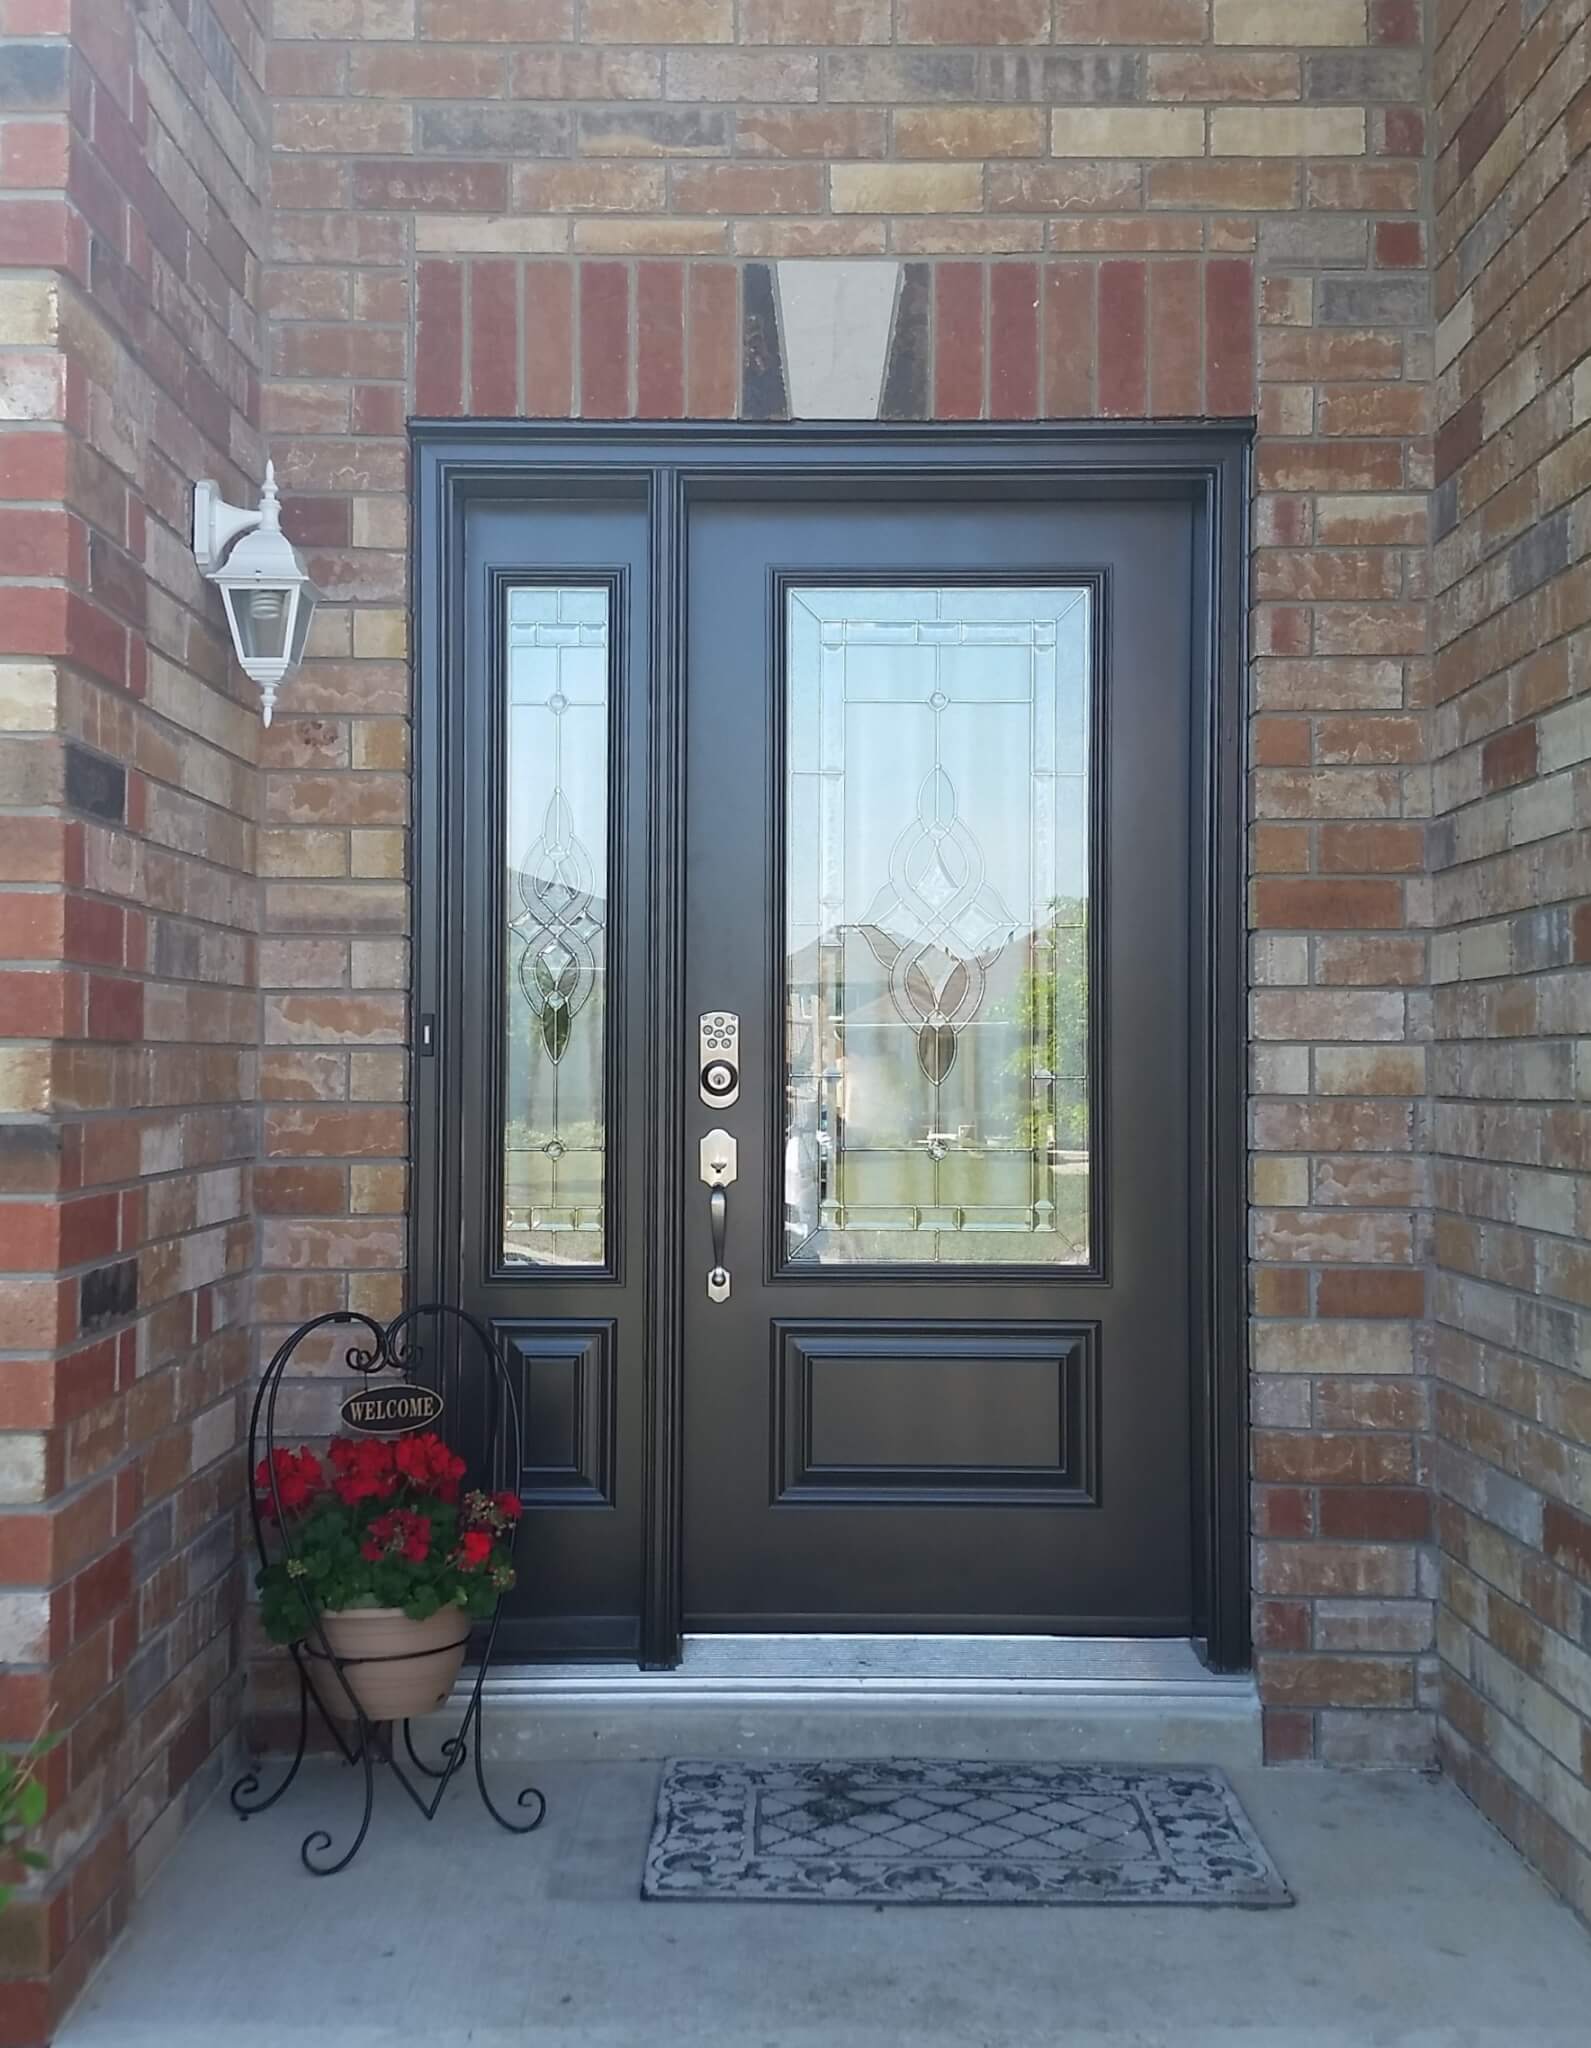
[[339, 1383, 445, 1436]]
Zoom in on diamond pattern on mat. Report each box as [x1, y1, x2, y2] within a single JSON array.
[[755, 1785, 1148, 1863]]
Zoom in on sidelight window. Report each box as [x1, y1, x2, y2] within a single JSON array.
[[501, 584, 611, 1268]]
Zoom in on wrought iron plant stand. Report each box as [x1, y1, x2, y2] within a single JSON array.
[[230, 1305, 547, 1873]]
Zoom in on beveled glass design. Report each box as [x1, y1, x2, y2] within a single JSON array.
[[784, 585, 1092, 1267], [502, 586, 610, 1267]]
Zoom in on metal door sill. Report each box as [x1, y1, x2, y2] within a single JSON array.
[[467, 1633, 1254, 1704]]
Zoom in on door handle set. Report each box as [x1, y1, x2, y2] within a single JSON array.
[[698, 1012, 741, 1303], [699, 1127, 736, 1303]]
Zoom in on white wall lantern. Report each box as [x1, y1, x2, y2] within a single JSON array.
[[192, 461, 319, 725]]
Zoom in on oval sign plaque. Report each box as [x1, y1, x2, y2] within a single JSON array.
[[339, 1383, 445, 1437]]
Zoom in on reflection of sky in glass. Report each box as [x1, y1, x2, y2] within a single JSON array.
[[785, 585, 1092, 1269], [502, 586, 609, 1269]]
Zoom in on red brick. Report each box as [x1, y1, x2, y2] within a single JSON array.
[[1053, 0, 1207, 38], [350, 160, 508, 214], [414, 259, 464, 417], [1252, 878, 1406, 931], [1370, 0, 1419, 42], [899, 0, 1049, 39], [1480, 723, 1537, 793], [1205, 257, 1255, 417], [469, 259, 519, 417], [524, 260, 574, 417], [687, 262, 737, 419], [636, 261, 685, 420], [580, 261, 631, 418], [988, 262, 1038, 419], [1318, 1488, 1431, 1542], [933, 262, 984, 422], [1263, 1707, 1315, 1762], [1096, 260, 1146, 418], [1374, 220, 1423, 268], [1542, 1502, 1591, 1588], [1042, 261, 1093, 416], [1317, 1269, 1424, 1317], [1148, 257, 1200, 416]]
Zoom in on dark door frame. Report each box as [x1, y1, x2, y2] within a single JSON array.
[[410, 421, 1252, 1673]]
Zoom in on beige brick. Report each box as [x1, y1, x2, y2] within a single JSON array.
[[1254, 1156, 1310, 1205], [574, 218, 731, 252], [414, 215, 569, 253], [351, 830, 406, 879], [0, 278, 58, 346], [353, 610, 409, 661], [0, 663, 58, 732], [0, 1048, 52, 1114], [830, 164, 983, 213], [1210, 109, 1366, 156], [1213, 0, 1366, 39], [1253, 1323, 1415, 1374], [275, 101, 413, 153], [1051, 109, 1206, 158], [1314, 1047, 1428, 1096]]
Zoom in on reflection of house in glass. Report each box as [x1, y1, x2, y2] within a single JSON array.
[[501, 586, 611, 1268], [785, 910, 1089, 1268], [784, 586, 1092, 1269], [504, 872, 609, 1268]]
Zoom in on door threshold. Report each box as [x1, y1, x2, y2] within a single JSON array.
[[472, 1633, 1252, 1701], [429, 1634, 1262, 1770]]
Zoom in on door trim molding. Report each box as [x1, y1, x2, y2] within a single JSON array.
[[411, 421, 1252, 1673]]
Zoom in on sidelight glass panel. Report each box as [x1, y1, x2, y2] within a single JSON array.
[[501, 585, 610, 1267], [784, 585, 1092, 1268]]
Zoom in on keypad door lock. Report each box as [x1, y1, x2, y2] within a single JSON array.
[[699, 1011, 740, 1108]]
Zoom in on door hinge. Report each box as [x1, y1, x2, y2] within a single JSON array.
[[419, 1013, 437, 1057]]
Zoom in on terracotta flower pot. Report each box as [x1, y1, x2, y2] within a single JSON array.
[[306, 1606, 469, 1724]]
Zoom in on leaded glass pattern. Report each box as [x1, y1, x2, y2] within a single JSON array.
[[784, 585, 1092, 1267], [502, 585, 610, 1267]]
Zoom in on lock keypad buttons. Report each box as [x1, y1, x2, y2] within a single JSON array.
[[698, 1012, 740, 1108]]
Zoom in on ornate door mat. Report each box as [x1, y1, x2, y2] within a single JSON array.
[[643, 1760, 1291, 1907]]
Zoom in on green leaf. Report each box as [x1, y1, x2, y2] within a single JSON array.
[[17, 1779, 45, 1826]]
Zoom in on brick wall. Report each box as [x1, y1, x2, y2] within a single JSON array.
[[0, 2, 266, 2040], [262, 0, 1436, 1768], [1430, 0, 1591, 1924]]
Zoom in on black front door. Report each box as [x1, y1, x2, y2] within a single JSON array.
[[417, 430, 1240, 1662], [682, 493, 1192, 1633]]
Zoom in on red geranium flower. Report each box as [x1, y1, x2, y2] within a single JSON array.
[[455, 1530, 492, 1571], [253, 1447, 323, 1520], [328, 1435, 398, 1505], [395, 1430, 467, 1503], [361, 1507, 432, 1565], [493, 1491, 522, 1523]]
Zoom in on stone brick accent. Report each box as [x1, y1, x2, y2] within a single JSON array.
[[0, 3, 265, 2041], [1429, 0, 1591, 1928], [262, 0, 1434, 1783]]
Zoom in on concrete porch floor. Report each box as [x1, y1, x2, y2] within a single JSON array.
[[62, 1759, 1591, 2048]]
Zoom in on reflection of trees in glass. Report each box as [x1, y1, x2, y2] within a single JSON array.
[[1003, 898, 1089, 1152]]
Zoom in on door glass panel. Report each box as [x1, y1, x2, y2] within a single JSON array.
[[784, 585, 1092, 1268], [502, 584, 610, 1267]]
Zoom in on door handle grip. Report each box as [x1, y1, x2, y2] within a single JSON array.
[[707, 1185, 730, 1303]]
